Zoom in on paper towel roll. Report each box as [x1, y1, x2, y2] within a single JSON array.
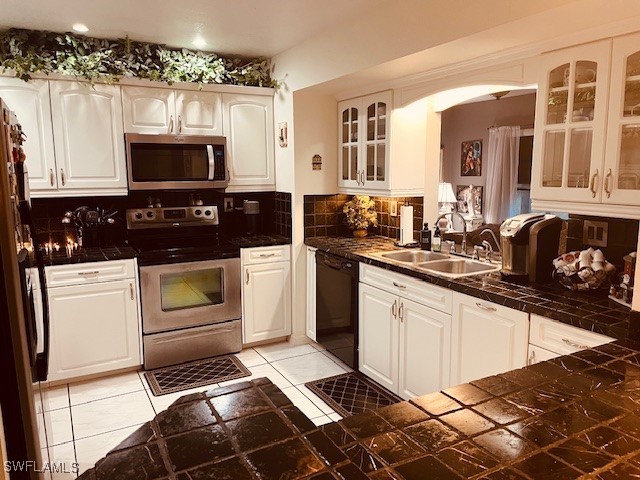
[[399, 205, 414, 245]]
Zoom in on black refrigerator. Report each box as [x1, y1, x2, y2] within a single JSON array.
[[0, 98, 50, 479]]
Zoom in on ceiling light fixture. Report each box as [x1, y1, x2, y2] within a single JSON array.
[[72, 23, 89, 33], [192, 37, 206, 49], [490, 91, 510, 100]]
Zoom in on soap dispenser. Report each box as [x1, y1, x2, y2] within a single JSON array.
[[420, 223, 431, 250], [432, 224, 442, 252]]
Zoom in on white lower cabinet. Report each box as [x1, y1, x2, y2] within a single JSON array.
[[241, 246, 292, 344], [46, 261, 141, 382], [359, 264, 452, 400], [450, 292, 529, 385]]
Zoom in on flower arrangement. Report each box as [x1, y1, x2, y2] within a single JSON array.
[[343, 195, 378, 237]]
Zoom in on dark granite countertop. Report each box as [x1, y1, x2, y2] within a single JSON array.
[[78, 340, 640, 479], [306, 236, 639, 342], [41, 245, 138, 266], [227, 234, 291, 248]]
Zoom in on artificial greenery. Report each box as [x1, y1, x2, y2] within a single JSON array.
[[343, 195, 378, 231], [0, 28, 277, 88]]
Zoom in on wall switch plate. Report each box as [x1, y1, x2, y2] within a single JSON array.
[[389, 202, 398, 217], [583, 220, 608, 247], [224, 197, 234, 212]]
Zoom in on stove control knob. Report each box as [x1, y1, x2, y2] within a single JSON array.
[[146, 211, 155, 219], [194, 209, 202, 216], [134, 212, 143, 220], [204, 209, 212, 217]]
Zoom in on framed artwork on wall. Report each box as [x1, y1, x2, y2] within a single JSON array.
[[456, 184, 483, 215], [461, 139, 482, 176]]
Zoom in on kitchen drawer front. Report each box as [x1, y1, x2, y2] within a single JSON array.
[[360, 263, 452, 314], [241, 245, 290, 265], [529, 314, 613, 355], [46, 259, 136, 287]]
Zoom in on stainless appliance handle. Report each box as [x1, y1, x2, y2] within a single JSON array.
[[169, 115, 174, 133], [589, 169, 599, 198], [178, 115, 182, 133], [604, 168, 612, 198], [475, 302, 497, 312], [207, 145, 215, 180], [60, 168, 66, 186], [562, 338, 589, 350], [49, 169, 55, 186]]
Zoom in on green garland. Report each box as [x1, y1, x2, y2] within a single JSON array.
[[0, 28, 278, 88]]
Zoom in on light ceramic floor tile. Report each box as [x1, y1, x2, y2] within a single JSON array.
[[235, 347, 268, 367], [147, 384, 219, 414], [69, 371, 146, 406], [271, 352, 347, 386], [254, 342, 317, 362], [71, 390, 154, 440], [308, 341, 326, 351], [320, 350, 354, 372], [137, 371, 151, 391], [75, 425, 140, 476], [40, 386, 70, 413], [36, 410, 47, 448], [281, 387, 324, 419], [311, 415, 333, 426], [47, 441, 77, 480], [328, 412, 343, 421], [218, 363, 292, 390], [44, 408, 73, 446], [295, 385, 336, 415]]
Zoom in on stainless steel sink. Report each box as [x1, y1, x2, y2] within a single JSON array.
[[379, 250, 449, 263], [416, 259, 500, 277]]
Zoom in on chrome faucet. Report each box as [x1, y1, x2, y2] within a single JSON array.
[[482, 240, 493, 263], [435, 212, 467, 254], [480, 228, 501, 254]]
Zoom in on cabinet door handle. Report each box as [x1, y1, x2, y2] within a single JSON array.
[[391, 300, 397, 318], [49, 169, 55, 186], [60, 168, 66, 186], [398, 302, 404, 322], [360, 170, 365, 186], [562, 338, 589, 350], [604, 168, 612, 198], [178, 115, 182, 133], [528, 350, 536, 366], [246, 269, 250, 285], [169, 115, 174, 133], [475, 302, 497, 312], [129, 283, 134, 300], [77, 270, 99, 276], [392, 282, 406, 289], [589, 169, 599, 198]]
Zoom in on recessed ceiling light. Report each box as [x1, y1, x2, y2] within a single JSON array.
[[72, 23, 89, 33], [192, 37, 206, 49]]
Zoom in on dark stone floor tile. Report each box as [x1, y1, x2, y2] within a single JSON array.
[[579, 426, 640, 456], [169, 392, 205, 409], [342, 443, 385, 473], [340, 412, 393, 439], [525, 360, 569, 380], [165, 424, 233, 471], [548, 438, 614, 474], [592, 388, 640, 412], [439, 409, 495, 437], [595, 461, 640, 479], [375, 402, 429, 429], [404, 419, 461, 451], [513, 452, 582, 480], [176, 457, 253, 480], [436, 441, 499, 478], [208, 388, 271, 421], [565, 396, 626, 422], [259, 383, 293, 408], [281, 405, 316, 434], [472, 398, 531, 425], [473, 429, 537, 461], [308, 472, 337, 480], [335, 462, 369, 480], [321, 422, 357, 447], [605, 360, 640, 379], [226, 411, 295, 451], [305, 430, 348, 466], [245, 437, 324, 480], [395, 455, 462, 479], [95, 442, 167, 480], [205, 381, 252, 398], [410, 392, 463, 416], [582, 367, 625, 388], [156, 400, 216, 437], [364, 431, 424, 466], [471, 375, 520, 396], [442, 383, 493, 406], [507, 416, 566, 448], [109, 422, 156, 453]]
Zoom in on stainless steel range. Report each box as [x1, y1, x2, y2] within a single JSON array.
[[127, 205, 241, 369]]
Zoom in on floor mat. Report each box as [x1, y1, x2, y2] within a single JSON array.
[[305, 372, 402, 417], [144, 355, 251, 396]]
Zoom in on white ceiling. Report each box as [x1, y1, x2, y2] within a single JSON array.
[[0, 0, 386, 57]]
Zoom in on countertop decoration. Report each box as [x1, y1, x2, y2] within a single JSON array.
[[343, 195, 378, 238], [0, 28, 278, 88]]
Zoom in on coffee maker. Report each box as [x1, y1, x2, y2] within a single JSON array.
[[500, 213, 563, 283]]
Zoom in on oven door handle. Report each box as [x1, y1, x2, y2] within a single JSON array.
[[207, 145, 215, 180]]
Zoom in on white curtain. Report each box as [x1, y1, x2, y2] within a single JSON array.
[[485, 126, 521, 224]]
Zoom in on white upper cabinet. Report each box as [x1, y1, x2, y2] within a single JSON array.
[[223, 93, 275, 192], [122, 86, 223, 136], [0, 78, 57, 192], [49, 81, 127, 193]]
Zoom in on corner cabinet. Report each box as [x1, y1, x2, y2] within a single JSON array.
[[338, 91, 426, 197], [223, 93, 275, 192], [241, 245, 291, 344]]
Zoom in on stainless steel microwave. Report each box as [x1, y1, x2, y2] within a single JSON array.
[[125, 134, 228, 191]]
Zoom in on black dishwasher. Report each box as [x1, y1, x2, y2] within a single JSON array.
[[315, 251, 358, 369]]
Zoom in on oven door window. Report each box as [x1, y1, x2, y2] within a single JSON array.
[[160, 268, 223, 311], [130, 143, 209, 182]]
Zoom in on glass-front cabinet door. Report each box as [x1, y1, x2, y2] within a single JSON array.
[[362, 91, 391, 190], [531, 41, 610, 204], [338, 99, 362, 190], [604, 32, 640, 206]]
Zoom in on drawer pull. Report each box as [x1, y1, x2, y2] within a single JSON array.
[[475, 302, 497, 312], [258, 253, 276, 258], [392, 282, 406, 289], [562, 338, 589, 350], [391, 300, 397, 318], [129, 283, 134, 300], [77, 271, 100, 276]]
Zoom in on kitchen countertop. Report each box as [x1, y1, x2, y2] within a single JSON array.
[[41, 245, 138, 266], [305, 236, 639, 343], [77, 340, 640, 479]]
